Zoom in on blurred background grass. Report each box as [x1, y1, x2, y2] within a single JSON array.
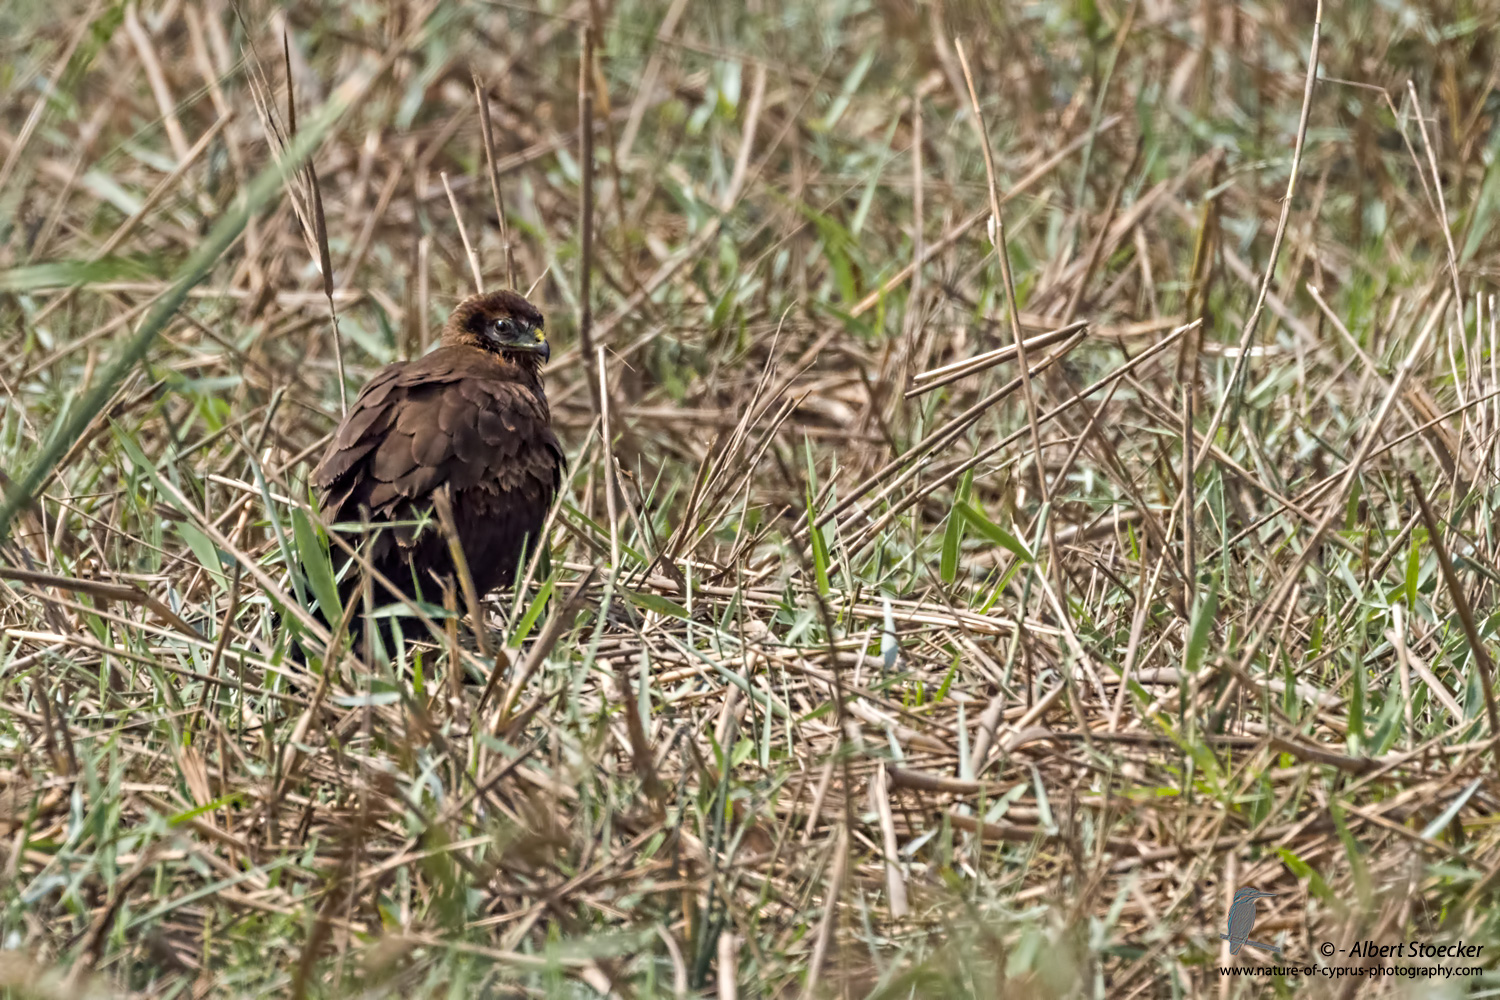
[[3, 0, 1500, 996]]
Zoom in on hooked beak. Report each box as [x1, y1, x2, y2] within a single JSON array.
[[505, 331, 550, 363]]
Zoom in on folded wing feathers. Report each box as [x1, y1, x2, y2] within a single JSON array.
[[312, 352, 561, 530]]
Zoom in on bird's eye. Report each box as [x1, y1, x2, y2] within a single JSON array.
[[492, 318, 515, 338]]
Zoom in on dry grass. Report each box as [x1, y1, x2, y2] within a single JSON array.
[[3, 0, 1500, 996]]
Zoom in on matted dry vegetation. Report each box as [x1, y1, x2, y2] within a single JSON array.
[[4, 0, 1500, 996]]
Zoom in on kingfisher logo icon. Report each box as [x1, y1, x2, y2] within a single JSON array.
[[1223, 887, 1282, 956], [1212, 888, 1488, 983]]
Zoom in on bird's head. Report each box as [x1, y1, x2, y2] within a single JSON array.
[[444, 290, 549, 365], [1233, 888, 1277, 903]]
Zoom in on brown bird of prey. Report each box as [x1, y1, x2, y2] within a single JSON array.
[[306, 289, 563, 656]]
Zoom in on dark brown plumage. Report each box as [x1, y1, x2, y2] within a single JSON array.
[[307, 289, 563, 655]]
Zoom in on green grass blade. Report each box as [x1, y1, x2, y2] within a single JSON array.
[[0, 89, 353, 540], [291, 508, 341, 623]]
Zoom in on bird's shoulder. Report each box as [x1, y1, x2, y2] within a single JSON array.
[[311, 346, 561, 506]]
